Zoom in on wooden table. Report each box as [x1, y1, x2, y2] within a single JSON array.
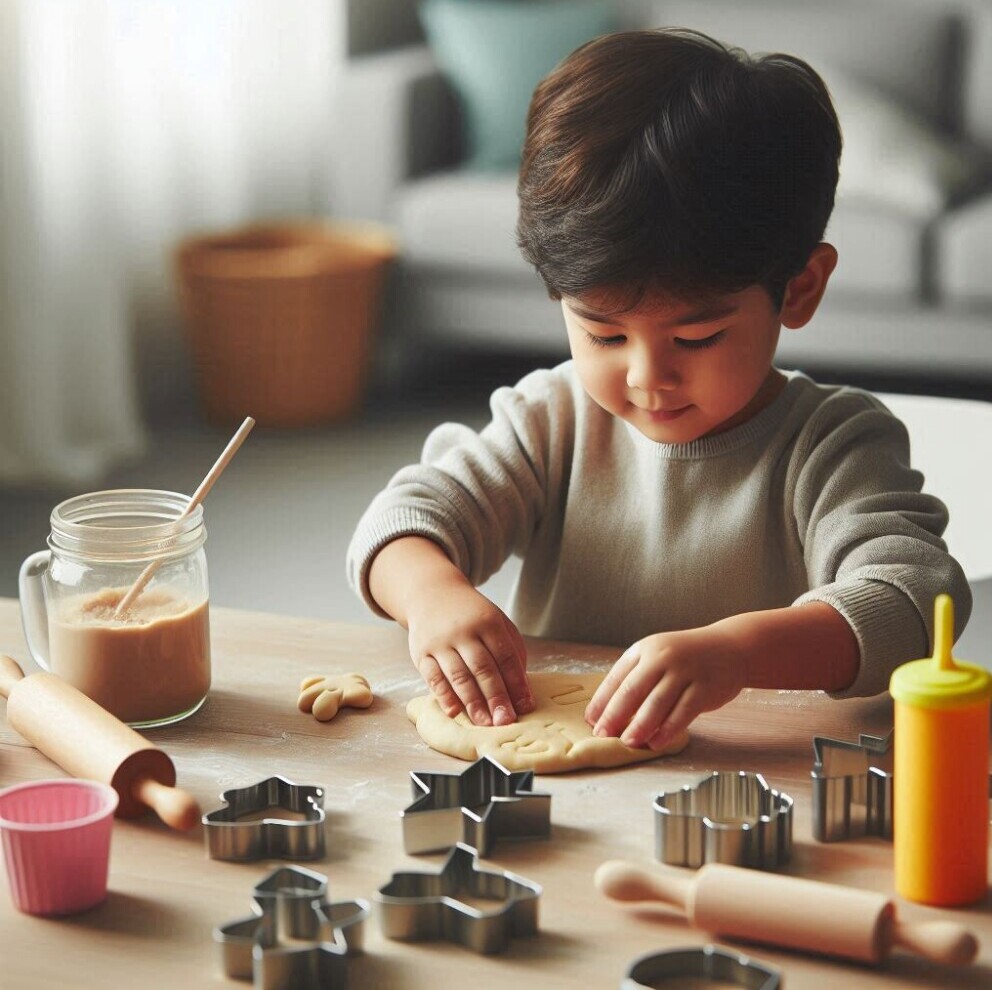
[[1, 599, 990, 988]]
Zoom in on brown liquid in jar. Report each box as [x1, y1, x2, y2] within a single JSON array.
[[48, 587, 210, 724]]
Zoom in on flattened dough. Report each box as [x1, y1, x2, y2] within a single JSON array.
[[406, 672, 689, 773]]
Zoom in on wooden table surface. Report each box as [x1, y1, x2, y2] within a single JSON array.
[[1, 598, 990, 989]]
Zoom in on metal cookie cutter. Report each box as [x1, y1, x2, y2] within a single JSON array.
[[401, 755, 551, 855], [811, 729, 893, 842], [215, 864, 369, 990], [623, 946, 781, 990], [375, 842, 541, 954], [654, 771, 793, 869], [203, 776, 326, 861]]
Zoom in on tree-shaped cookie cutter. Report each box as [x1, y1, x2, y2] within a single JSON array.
[[653, 771, 793, 869], [215, 864, 369, 990], [811, 730, 894, 842], [202, 776, 326, 861], [375, 842, 541, 954], [400, 755, 551, 855]]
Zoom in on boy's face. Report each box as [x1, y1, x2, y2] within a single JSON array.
[[562, 285, 785, 444]]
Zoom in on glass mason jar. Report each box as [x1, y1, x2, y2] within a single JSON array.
[[18, 490, 211, 728]]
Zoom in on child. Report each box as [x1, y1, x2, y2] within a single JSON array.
[[346, 28, 970, 751]]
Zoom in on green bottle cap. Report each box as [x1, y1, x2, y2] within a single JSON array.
[[889, 594, 992, 709]]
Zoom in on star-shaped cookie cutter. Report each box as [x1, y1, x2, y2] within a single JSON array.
[[811, 729, 893, 842], [375, 842, 541, 954], [215, 865, 369, 990], [202, 776, 326, 861], [654, 770, 793, 869], [401, 755, 551, 855]]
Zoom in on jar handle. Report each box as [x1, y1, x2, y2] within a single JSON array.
[[18, 551, 51, 671]]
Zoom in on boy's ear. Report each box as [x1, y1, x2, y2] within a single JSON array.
[[780, 243, 838, 329]]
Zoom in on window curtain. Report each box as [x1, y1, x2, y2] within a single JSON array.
[[0, 0, 342, 485]]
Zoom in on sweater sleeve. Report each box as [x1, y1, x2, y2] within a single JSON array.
[[789, 390, 972, 698], [346, 369, 566, 617]]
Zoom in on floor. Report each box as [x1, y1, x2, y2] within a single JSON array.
[[2, 347, 990, 663]]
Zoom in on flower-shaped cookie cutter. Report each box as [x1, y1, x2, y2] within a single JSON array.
[[215, 865, 369, 990], [375, 842, 541, 954], [653, 770, 793, 869], [400, 755, 551, 855], [203, 775, 326, 861], [811, 729, 894, 843]]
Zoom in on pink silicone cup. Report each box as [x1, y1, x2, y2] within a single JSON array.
[[0, 778, 118, 916]]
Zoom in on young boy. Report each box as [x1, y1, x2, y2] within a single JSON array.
[[346, 29, 971, 752]]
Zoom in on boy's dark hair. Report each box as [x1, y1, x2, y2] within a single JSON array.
[[517, 29, 842, 311]]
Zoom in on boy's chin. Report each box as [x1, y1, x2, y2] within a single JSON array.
[[627, 416, 706, 444]]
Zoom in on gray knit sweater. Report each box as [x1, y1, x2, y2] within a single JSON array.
[[347, 363, 971, 697]]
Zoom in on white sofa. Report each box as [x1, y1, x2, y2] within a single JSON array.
[[332, 0, 992, 380]]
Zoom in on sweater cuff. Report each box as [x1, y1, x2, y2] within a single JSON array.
[[346, 505, 469, 619], [793, 579, 928, 698]]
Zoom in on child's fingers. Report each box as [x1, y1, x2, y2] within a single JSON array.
[[417, 653, 476, 722], [482, 624, 533, 716], [585, 646, 640, 726], [592, 658, 655, 738], [457, 637, 517, 726], [432, 647, 493, 726], [646, 685, 703, 750], [620, 678, 684, 748]]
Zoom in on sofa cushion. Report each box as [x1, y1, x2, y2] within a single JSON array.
[[934, 191, 992, 304], [648, 0, 961, 129], [828, 71, 992, 219], [825, 201, 928, 299], [418, 0, 616, 170], [396, 171, 530, 274]]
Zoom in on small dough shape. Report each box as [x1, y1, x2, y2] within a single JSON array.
[[406, 672, 689, 773], [299, 672, 374, 722]]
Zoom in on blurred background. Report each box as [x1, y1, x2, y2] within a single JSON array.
[[1, 0, 991, 648]]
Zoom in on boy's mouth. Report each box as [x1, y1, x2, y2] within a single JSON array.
[[642, 404, 691, 422]]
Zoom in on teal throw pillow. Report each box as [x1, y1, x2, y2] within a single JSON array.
[[418, 0, 616, 171]]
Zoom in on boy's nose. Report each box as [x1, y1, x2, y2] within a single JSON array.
[[626, 346, 679, 392]]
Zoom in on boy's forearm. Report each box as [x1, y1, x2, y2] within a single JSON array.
[[367, 535, 469, 627], [712, 602, 859, 692]]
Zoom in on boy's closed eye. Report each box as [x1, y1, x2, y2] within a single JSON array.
[[583, 329, 727, 350]]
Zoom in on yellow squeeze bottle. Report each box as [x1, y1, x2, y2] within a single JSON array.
[[889, 594, 991, 906]]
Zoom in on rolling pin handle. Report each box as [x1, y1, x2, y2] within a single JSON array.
[[0, 654, 26, 699], [594, 860, 693, 915], [132, 777, 202, 832], [888, 918, 978, 966]]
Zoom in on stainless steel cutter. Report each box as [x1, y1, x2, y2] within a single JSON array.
[[811, 729, 893, 842], [623, 945, 781, 989], [202, 775, 326, 861], [401, 755, 551, 855], [375, 842, 541, 954], [215, 864, 368, 990], [654, 770, 793, 869]]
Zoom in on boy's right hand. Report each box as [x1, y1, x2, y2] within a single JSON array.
[[406, 580, 534, 727]]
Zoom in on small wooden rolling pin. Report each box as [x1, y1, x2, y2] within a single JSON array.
[[0, 655, 200, 831], [595, 860, 978, 967]]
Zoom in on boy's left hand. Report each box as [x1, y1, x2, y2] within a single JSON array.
[[584, 625, 747, 749]]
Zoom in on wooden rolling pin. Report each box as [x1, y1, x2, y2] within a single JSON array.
[[595, 860, 978, 967], [0, 655, 200, 831]]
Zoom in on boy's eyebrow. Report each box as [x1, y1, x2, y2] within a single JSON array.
[[567, 304, 624, 326], [673, 303, 739, 326], [567, 301, 739, 327]]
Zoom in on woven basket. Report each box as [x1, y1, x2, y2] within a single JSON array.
[[175, 221, 396, 428]]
